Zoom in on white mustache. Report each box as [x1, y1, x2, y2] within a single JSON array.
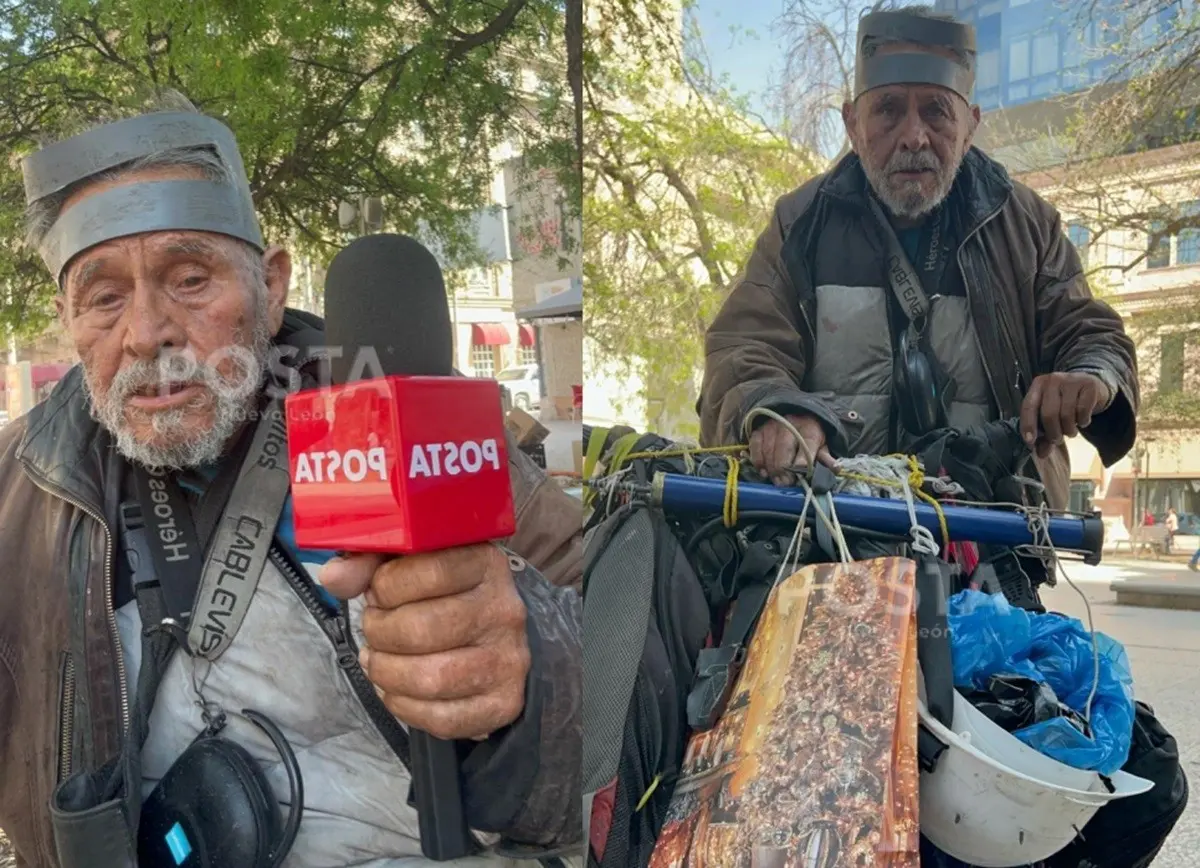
[[887, 150, 941, 173]]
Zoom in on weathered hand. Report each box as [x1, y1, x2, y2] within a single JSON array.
[[321, 544, 531, 740], [1020, 372, 1111, 459], [748, 413, 836, 487]]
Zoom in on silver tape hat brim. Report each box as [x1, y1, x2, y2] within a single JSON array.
[[855, 51, 975, 101], [22, 112, 252, 203], [857, 10, 976, 55], [40, 178, 265, 283]]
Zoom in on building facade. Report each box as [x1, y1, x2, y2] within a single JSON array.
[[934, 0, 1200, 536]]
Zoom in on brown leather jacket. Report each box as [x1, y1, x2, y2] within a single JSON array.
[[0, 310, 582, 866], [699, 148, 1139, 508]]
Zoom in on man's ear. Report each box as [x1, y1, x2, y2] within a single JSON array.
[[841, 101, 858, 151], [261, 245, 292, 336], [964, 103, 982, 149]]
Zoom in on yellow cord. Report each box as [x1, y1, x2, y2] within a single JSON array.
[[723, 455, 740, 527], [635, 774, 662, 812]]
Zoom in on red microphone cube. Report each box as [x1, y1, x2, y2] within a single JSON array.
[[285, 376, 516, 553]]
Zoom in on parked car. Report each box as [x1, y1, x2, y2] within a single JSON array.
[[1154, 512, 1200, 535], [495, 364, 541, 410]]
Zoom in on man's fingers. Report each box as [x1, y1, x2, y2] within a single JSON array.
[[1020, 378, 1043, 446], [1040, 380, 1064, 445], [362, 644, 517, 703], [370, 545, 494, 609], [816, 445, 837, 469], [1076, 379, 1099, 430], [361, 592, 483, 655], [320, 552, 387, 600], [749, 430, 766, 475], [1057, 379, 1082, 437], [380, 680, 528, 741]]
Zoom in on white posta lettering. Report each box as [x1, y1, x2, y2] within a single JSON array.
[[293, 447, 389, 484], [409, 439, 501, 479]]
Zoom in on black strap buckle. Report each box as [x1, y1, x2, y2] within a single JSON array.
[[119, 501, 194, 650], [686, 644, 748, 731]]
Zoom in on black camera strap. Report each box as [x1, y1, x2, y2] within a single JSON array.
[[128, 398, 291, 661], [866, 194, 953, 333]]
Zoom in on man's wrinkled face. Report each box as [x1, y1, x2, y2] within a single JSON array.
[[843, 71, 980, 220], [57, 168, 289, 470]]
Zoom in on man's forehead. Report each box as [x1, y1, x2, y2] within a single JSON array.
[[66, 231, 227, 285], [862, 81, 961, 107]]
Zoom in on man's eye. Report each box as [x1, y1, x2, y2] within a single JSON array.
[[179, 274, 209, 289], [91, 292, 122, 309]]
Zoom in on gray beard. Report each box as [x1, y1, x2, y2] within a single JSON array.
[[83, 304, 273, 472], [862, 148, 961, 220]]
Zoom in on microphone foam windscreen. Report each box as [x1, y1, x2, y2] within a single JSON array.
[[322, 234, 454, 384]]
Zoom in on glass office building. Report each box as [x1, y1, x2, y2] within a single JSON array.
[[933, 0, 1176, 112]]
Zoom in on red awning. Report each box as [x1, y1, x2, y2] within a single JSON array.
[[518, 324, 536, 347], [471, 323, 511, 346]]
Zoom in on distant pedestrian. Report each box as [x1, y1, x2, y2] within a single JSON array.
[[1166, 507, 1179, 554], [1143, 508, 1155, 526], [1190, 544, 1200, 572]]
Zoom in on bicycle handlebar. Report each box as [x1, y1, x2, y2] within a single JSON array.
[[650, 472, 1104, 564]]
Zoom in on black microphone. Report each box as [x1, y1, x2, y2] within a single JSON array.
[[319, 233, 476, 861]]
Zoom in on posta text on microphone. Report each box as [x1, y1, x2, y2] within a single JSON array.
[[285, 373, 516, 553]]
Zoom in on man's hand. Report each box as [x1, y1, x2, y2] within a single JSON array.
[[1020, 372, 1111, 459], [320, 545, 531, 741], [748, 413, 836, 486]]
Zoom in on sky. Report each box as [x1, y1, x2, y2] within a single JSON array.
[[690, 0, 790, 122]]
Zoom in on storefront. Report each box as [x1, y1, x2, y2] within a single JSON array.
[[1068, 431, 1200, 529], [516, 280, 582, 420]]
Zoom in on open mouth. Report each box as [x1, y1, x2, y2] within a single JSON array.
[[127, 381, 204, 409]]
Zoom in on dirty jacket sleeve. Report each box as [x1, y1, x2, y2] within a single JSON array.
[[1031, 199, 1140, 465], [460, 436, 582, 852], [698, 187, 857, 453]]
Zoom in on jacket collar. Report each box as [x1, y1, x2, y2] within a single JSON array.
[[821, 145, 1014, 233], [17, 308, 327, 517]]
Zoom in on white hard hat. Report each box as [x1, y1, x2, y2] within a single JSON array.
[[917, 688, 1153, 867]]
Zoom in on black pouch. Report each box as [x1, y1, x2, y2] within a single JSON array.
[[138, 709, 303, 868]]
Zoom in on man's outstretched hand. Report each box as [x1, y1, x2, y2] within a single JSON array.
[[1020, 372, 1112, 459], [748, 413, 836, 487], [321, 545, 531, 741]]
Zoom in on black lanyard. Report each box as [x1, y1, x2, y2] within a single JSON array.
[[868, 195, 955, 333], [124, 398, 291, 660]]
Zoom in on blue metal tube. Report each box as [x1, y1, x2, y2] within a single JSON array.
[[652, 473, 1103, 557]]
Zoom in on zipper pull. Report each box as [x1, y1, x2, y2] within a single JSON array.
[[325, 615, 359, 670]]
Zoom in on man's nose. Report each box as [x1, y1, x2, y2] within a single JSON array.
[[895, 108, 932, 153], [123, 280, 186, 359]]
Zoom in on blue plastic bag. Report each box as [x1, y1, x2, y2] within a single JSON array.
[[947, 590, 1136, 776]]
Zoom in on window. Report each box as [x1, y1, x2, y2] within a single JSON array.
[[470, 344, 497, 377], [1009, 38, 1030, 82], [1178, 202, 1200, 265], [1067, 222, 1091, 269], [1032, 32, 1059, 76], [977, 49, 1000, 90], [518, 344, 538, 365], [1145, 202, 1200, 269], [1147, 219, 1171, 269], [1160, 333, 1186, 394]]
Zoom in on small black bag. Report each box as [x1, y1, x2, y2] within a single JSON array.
[[138, 708, 303, 868]]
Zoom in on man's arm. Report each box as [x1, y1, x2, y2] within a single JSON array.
[[699, 192, 858, 453], [1034, 207, 1140, 464], [504, 438, 582, 591], [459, 559, 580, 853]]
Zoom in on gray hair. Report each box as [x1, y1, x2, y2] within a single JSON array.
[[861, 3, 975, 71], [24, 89, 264, 289]]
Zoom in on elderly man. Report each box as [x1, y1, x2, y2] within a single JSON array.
[[0, 93, 581, 868], [699, 6, 1184, 867]]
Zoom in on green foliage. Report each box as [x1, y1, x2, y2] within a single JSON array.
[[0, 0, 572, 338], [583, 0, 818, 429]]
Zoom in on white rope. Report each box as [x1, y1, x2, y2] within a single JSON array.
[[1025, 504, 1102, 733]]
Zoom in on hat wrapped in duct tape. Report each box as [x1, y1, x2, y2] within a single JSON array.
[[21, 111, 264, 284], [854, 8, 976, 102]]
